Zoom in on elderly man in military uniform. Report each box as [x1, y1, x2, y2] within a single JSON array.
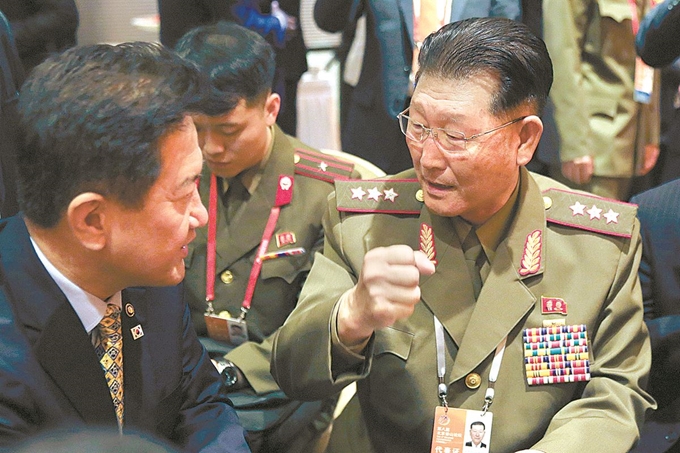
[[272, 18, 654, 453], [175, 22, 366, 453]]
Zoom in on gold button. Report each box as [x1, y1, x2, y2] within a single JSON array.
[[293, 153, 301, 164], [543, 196, 553, 210], [465, 373, 482, 389], [220, 270, 234, 285], [415, 189, 424, 202]]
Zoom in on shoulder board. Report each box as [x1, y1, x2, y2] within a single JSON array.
[[542, 188, 637, 238], [294, 148, 355, 183], [335, 178, 423, 214]]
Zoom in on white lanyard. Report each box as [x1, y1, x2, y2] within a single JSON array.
[[434, 316, 507, 414]]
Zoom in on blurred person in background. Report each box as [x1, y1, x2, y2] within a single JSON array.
[[543, 0, 660, 200], [313, 0, 522, 175], [0, 0, 78, 74]]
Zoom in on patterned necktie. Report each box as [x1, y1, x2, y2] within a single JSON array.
[[95, 304, 124, 427]]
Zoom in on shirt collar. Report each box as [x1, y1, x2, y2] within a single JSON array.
[[452, 176, 521, 263], [224, 124, 275, 196], [30, 237, 122, 334]]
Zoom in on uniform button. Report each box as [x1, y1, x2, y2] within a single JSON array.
[[403, 66, 410, 73], [543, 196, 553, 210], [465, 373, 482, 389], [293, 153, 301, 164], [415, 189, 424, 202], [220, 270, 234, 285]]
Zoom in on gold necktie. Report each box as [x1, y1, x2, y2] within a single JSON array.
[[95, 304, 124, 427]]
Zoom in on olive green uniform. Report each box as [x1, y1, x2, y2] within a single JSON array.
[[184, 124, 359, 449], [272, 167, 654, 453]]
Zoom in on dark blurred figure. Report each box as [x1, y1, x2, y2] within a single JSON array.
[[630, 179, 680, 453], [629, 2, 680, 452], [157, 0, 306, 136], [0, 0, 78, 75], [0, 10, 22, 218], [632, 0, 680, 192]]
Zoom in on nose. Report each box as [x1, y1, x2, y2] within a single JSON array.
[[200, 129, 222, 156], [189, 188, 208, 228], [418, 130, 446, 169]]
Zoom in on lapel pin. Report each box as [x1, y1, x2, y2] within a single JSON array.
[[131, 324, 144, 340], [125, 303, 135, 317]]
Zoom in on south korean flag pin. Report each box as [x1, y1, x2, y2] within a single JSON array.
[[131, 324, 144, 340]]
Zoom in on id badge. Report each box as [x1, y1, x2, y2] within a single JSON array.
[[634, 56, 654, 104], [430, 407, 492, 452], [205, 313, 249, 346]]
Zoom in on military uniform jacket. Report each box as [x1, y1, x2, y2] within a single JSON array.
[[272, 168, 654, 452], [543, 0, 660, 177], [185, 124, 356, 394]]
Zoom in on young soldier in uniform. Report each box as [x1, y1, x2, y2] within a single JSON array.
[[272, 18, 654, 453], [175, 22, 365, 452]]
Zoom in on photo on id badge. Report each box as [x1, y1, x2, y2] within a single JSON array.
[[431, 407, 492, 452]]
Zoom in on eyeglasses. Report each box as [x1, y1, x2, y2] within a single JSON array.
[[397, 109, 527, 154]]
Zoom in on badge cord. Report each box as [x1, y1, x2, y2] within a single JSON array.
[[205, 173, 289, 319], [434, 317, 507, 415]]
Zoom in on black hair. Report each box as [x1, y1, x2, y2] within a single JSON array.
[[418, 17, 553, 116], [17, 42, 205, 228], [175, 21, 276, 114]]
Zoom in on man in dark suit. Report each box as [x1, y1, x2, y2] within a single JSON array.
[[157, 0, 306, 136], [0, 42, 250, 452], [630, 179, 680, 453], [313, 0, 521, 175]]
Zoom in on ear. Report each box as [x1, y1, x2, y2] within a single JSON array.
[[264, 92, 281, 127], [516, 115, 543, 167], [66, 192, 107, 251]]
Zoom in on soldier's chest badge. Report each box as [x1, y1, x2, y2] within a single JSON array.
[[276, 232, 296, 248]]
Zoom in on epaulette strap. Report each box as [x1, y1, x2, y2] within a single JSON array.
[[543, 188, 637, 238], [336, 178, 423, 214], [294, 148, 355, 183]]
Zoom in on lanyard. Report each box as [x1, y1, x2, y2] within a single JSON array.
[[434, 316, 507, 414], [627, 0, 640, 35], [205, 174, 293, 319]]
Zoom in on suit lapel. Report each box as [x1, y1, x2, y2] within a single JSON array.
[[35, 302, 116, 424], [214, 126, 295, 267], [121, 288, 147, 429], [398, 0, 415, 46]]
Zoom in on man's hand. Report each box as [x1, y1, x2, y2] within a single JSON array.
[[561, 155, 594, 185], [337, 245, 436, 349]]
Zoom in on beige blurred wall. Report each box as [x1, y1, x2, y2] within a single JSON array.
[[74, 0, 159, 45]]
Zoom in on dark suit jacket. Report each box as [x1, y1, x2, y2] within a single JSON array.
[[464, 441, 487, 448], [0, 215, 250, 452], [630, 179, 680, 453]]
